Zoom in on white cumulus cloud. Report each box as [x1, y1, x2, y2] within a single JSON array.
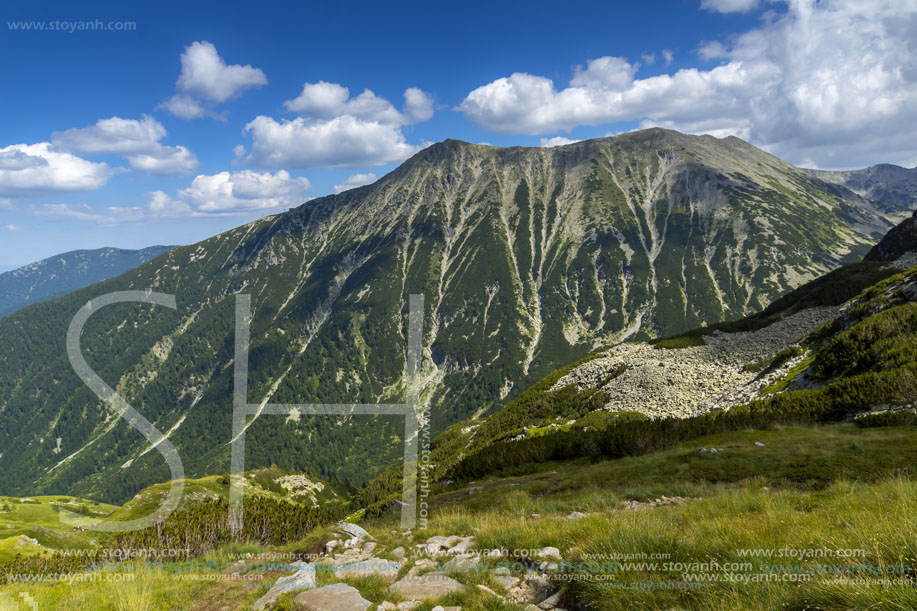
[[159, 95, 208, 120], [126, 145, 199, 176], [179, 169, 310, 212], [52, 115, 166, 155], [245, 115, 420, 169], [52, 115, 199, 175], [403, 87, 435, 122], [284, 82, 434, 125], [160, 41, 267, 119], [459, 0, 917, 168], [0, 143, 116, 196], [245, 82, 433, 169], [334, 172, 378, 193], [701, 0, 760, 13], [539, 136, 582, 147], [38, 169, 310, 225]]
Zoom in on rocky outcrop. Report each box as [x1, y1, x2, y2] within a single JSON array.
[[865, 210, 917, 262], [806, 163, 917, 213], [253, 523, 570, 611]]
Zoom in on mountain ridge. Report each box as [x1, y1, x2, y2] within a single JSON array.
[[0, 129, 907, 503], [0, 246, 176, 319]]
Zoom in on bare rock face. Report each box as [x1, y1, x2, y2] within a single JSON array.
[[292, 584, 372, 611]]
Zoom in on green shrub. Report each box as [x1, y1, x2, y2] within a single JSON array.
[[651, 336, 705, 349], [855, 410, 917, 428]]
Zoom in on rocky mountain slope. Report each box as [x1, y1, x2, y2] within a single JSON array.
[[806, 163, 917, 213], [0, 129, 905, 502], [865, 209, 917, 263], [0, 246, 174, 318], [353, 217, 917, 513]]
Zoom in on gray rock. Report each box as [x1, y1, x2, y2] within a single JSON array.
[[538, 591, 563, 609], [536, 546, 561, 559], [336, 522, 374, 541], [426, 535, 451, 548], [493, 575, 519, 589], [389, 573, 468, 600], [565, 512, 586, 520], [407, 558, 435, 577], [252, 562, 316, 610], [476, 584, 501, 598], [447, 538, 475, 555], [334, 556, 402, 582], [293, 583, 371, 611]]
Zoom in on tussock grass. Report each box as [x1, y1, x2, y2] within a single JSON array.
[[412, 478, 917, 611]]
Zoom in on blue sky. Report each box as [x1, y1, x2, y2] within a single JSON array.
[[1, 0, 915, 269]]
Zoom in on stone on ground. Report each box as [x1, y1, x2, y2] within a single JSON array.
[[333, 556, 402, 581], [335, 522, 374, 540], [389, 572, 468, 600], [252, 562, 316, 610], [293, 583, 371, 611]]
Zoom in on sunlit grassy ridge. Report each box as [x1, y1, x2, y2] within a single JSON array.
[[0, 496, 118, 564]]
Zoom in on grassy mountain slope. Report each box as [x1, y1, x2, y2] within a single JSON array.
[[0, 246, 175, 319], [355, 235, 917, 514], [0, 466, 342, 584], [0, 129, 901, 504], [3, 199, 917, 610], [3, 423, 914, 610]]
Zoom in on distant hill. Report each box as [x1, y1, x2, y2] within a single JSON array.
[[0, 246, 175, 318], [805, 163, 917, 213]]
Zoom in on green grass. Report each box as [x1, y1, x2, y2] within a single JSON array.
[[757, 355, 815, 397], [4, 424, 915, 610], [652, 336, 706, 349], [0, 496, 118, 563], [439, 424, 917, 509], [366, 424, 917, 611], [419, 478, 917, 611]]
